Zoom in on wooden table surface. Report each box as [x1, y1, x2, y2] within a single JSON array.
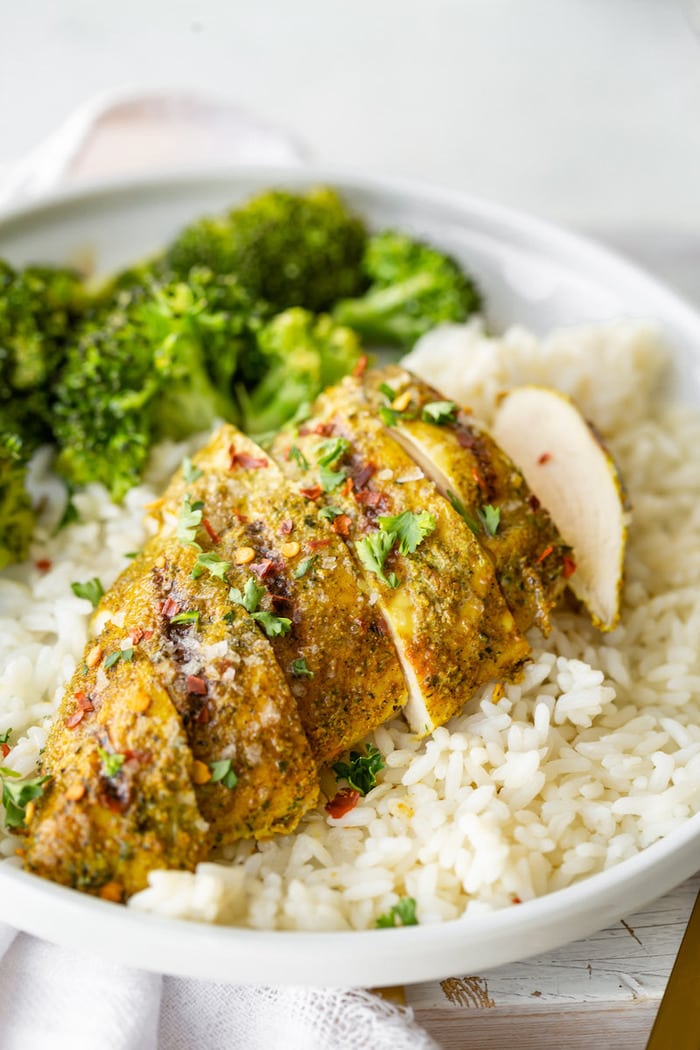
[[396, 874, 700, 1049]]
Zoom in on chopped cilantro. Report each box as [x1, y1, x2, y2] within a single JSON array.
[[446, 489, 480, 536], [104, 648, 133, 669], [376, 897, 418, 928], [355, 531, 398, 588], [377, 509, 436, 555], [177, 494, 204, 546], [291, 657, 314, 679], [191, 551, 230, 580], [97, 748, 125, 778], [0, 767, 50, 829], [209, 758, 238, 789], [318, 506, 343, 521], [0, 730, 11, 746], [319, 465, 347, 492], [182, 456, 203, 484], [54, 489, 80, 533], [70, 577, 104, 608], [480, 504, 501, 537], [289, 445, 309, 471], [316, 437, 350, 467], [229, 577, 266, 614], [294, 556, 316, 579], [252, 610, 292, 637], [124, 551, 141, 559], [170, 609, 200, 626], [332, 744, 384, 796], [422, 400, 457, 425], [378, 382, 397, 400], [379, 405, 401, 427]]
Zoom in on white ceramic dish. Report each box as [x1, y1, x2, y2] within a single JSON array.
[[0, 168, 699, 986]]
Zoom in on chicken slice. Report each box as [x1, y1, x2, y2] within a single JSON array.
[[24, 642, 208, 900], [98, 536, 319, 846], [362, 366, 570, 634], [270, 375, 530, 735], [150, 425, 407, 763]]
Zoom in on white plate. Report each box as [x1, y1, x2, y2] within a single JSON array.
[[1, 168, 699, 986]]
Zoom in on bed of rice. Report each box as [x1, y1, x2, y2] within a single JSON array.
[[2, 318, 700, 931]]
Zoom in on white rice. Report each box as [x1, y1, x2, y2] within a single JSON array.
[[2, 320, 700, 931]]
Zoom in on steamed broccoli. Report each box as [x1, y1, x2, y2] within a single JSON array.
[[0, 261, 85, 448], [238, 308, 362, 438], [53, 269, 267, 501], [333, 230, 481, 348], [166, 187, 367, 312], [0, 432, 34, 570]]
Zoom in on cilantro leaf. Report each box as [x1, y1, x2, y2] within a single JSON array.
[[291, 657, 314, 679], [332, 744, 384, 796], [289, 445, 309, 471], [0, 730, 11, 746], [446, 489, 481, 536], [209, 758, 238, 790], [177, 494, 204, 546], [355, 531, 398, 588], [229, 577, 266, 614], [376, 897, 418, 928], [316, 437, 350, 467], [378, 382, 396, 400], [294, 556, 316, 579], [170, 609, 200, 626], [97, 747, 125, 778], [319, 464, 347, 493], [479, 504, 500, 537], [318, 506, 343, 521], [377, 509, 436, 555], [252, 610, 292, 637], [1, 770, 50, 829], [422, 400, 457, 425], [191, 551, 230, 580], [71, 577, 104, 608], [182, 457, 203, 484]]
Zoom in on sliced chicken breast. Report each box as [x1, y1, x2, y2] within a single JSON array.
[[271, 374, 531, 736]]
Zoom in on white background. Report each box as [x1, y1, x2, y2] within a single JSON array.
[[1, 0, 699, 294]]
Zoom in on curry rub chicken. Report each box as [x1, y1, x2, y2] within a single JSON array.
[[24, 367, 571, 900]]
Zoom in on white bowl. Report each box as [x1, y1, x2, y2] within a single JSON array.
[[1, 169, 699, 986]]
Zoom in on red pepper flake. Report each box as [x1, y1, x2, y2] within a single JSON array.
[[0, 743, 10, 759], [308, 538, 332, 552], [537, 452, 552, 465], [35, 559, 52, 572], [233, 451, 268, 470], [471, 467, 488, 494], [511, 895, 522, 905], [352, 354, 368, 378], [232, 510, 249, 524], [352, 463, 376, 490], [355, 489, 384, 508], [536, 545, 554, 565], [202, 517, 221, 545], [278, 519, 294, 536], [341, 476, 354, 497], [186, 674, 208, 696], [161, 596, 180, 618], [250, 558, 276, 580], [313, 422, 335, 437], [562, 555, 577, 579], [299, 485, 323, 501], [331, 514, 352, 537], [142, 629, 154, 641], [325, 788, 360, 819], [529, 493, 541, 511], [74, 691, 95, 712], [65, 709, 86, 729], [128, 628, 146, 646], [196, 703, 210, 724]]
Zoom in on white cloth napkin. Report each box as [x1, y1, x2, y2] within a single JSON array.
[[0, 92, 438, 1050]]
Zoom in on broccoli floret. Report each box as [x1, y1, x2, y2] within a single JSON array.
[[333, 230, 482, 348], [167, 187, 367, 312], [53, 270, 266, 501], [0, 261, 85, 448], [238, 308, 362, 438], [0, 432, 34, 570]]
